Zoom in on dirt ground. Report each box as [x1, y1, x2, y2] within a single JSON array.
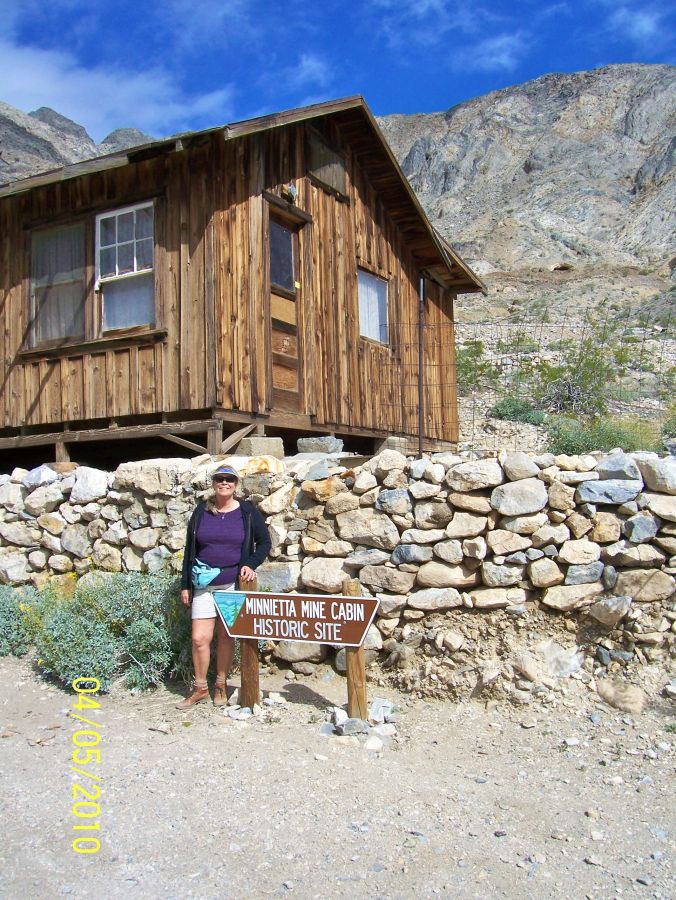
[[0, 654, 674, 900]]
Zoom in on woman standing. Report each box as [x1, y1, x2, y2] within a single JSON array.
[[176, 464, 271, 709]]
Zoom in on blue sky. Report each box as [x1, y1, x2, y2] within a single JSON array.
[[1, 0, 674, 142]]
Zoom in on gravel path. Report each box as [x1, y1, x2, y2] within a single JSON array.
[[1, 655, 674, 899]]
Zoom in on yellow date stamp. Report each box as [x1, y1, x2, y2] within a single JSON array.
[[70, 677, 103, 854]]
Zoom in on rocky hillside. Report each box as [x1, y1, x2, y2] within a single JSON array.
[[378, 64, 675, 321], [1, 65, 674, 322]]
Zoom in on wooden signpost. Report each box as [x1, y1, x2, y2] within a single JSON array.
[[218, 577, 379, 716]]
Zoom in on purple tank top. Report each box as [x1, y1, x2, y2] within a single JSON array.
[[195, 506, 245, 586]]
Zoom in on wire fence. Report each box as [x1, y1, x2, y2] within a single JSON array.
[[375, 303, 676, 452]]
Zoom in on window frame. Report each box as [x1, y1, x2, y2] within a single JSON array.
[[357, 267, 390, 347], [22, 198, 161, 355], [268, 212, 300, 301], [95, 200, 156, 334]]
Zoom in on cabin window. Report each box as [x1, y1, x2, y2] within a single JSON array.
[[269, 217, 296, 294], [30, 223, 86, 345], [308, 129, 347, 197], [358, 269, 389, 344], [96, 202, 154, 331]]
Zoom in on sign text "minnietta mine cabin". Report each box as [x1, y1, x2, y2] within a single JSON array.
[[213, 591, 380, 647]]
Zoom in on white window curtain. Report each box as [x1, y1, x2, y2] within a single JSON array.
[[358, 269, 388, 344], [31, 224, 86, 344]]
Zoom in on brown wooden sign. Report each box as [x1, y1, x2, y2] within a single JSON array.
[[213, 591, 379, 647]]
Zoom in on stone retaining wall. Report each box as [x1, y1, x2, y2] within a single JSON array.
[[1, 448, 674, 682]]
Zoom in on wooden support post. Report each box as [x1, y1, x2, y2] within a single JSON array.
[[55, 441, 70, 463], [343, 578, 368, 720], [207, 421, 223, 455], [238, 575, 260, 709]]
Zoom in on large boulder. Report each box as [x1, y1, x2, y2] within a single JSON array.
[[594, 453, 642, 481], [587, 595, 632, 628], [61, 524, 93, 558], [565, 562, 605, 585], [613, 569, 675, 603], [481, 561, 524, 587], [273, 641, 326, 663], [365, 449, 407, 480], [602, 541, 665, 568], [635, 456, 676, 495], [541, 582, 603, 611], [490, 478, 548, 517], [416, 561, 480, 588], [0, 551, 31, 584], [486, 530, 531, 556], [528, 558, 564, 588], [70, 466, 109, 503], [0, 522, 40, 547], [500, 511, 548, 535], [576, 480, 643, 505], [470, 587, 526, 609], [558, 540, 601, 566], [390, 545, 434, 565], [255, 562, 301, 592], [22, 464, 60, 489], [114, 458, 192, 495], [375, 489, 412, 516], [413, 501, 453, 529], [359, 564, 416, 594], [444, 512, 487, 539], [500, 451, 539, 481], [336, 510, 400, 550], [301, 476, 348, 502], [445, 459, 504, 492], [407, 587, 463, 611], [642, 492, 676, 522], [300, 557, 350, 593]]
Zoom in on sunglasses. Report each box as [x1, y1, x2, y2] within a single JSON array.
[[213, 475, 238, 484]]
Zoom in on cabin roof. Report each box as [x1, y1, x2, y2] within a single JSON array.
[[0, 96, 485, 294]]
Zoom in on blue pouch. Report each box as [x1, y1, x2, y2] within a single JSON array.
[[191, 558, 221, 588]]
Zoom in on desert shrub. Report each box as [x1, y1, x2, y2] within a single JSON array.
[[546, 416, 662, 455], [0, 586, 34, 656], [36, 600, 119, 691], [489, 396, 547, 426], [662, 404, 676, 439], [122, 618, 173, 691], [456, 339, 500, 394], [496, 333, 539, 355], [21, 572, 187, 692]]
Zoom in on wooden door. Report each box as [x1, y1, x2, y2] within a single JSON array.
[[268, 215, 301, 411]]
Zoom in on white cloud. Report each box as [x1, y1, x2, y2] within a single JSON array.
[[257, 52, 334, 96], [452, 32, 528, 72], [366, 0, 499, 48], [608, 5, 662, 44], [0, 36, 235, 140]]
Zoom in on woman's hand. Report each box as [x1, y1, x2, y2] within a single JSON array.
[[239, 565, 256, 583], [180, 589, 191, 606]]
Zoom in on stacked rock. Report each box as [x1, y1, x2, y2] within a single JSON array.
[[0, 447, 674, 676]]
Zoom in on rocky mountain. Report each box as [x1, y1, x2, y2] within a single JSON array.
[[377, 64, 675, 321], [1, 65, 673, 322], [0, 102, 151, 183]]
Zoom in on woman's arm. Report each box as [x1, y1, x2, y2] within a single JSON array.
[[241, 505, 271, 571]]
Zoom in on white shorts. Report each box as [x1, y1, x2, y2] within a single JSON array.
[[191, 583, 236, 619]]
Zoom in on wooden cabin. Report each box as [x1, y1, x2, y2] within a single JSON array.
[[0, 97, 484, 467]]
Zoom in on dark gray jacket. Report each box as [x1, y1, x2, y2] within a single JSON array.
[[180, 500, 271, 592]]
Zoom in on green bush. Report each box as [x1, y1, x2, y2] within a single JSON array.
[[662, 404, 676, 439], [15, 572, 188, 692], [456, 339, 500, 394], [36, 601, 118, 691], [0, 586, 34, 656], [489, 396, 547, 426], [546, 416, 662, 455]]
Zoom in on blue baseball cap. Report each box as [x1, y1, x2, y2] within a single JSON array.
[[212, 464, 240, 480]]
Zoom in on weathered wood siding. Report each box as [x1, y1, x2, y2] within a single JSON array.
[[0, 149, 219, 429], [212, 121, 458, 441], [1, 118, 459, 442]]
